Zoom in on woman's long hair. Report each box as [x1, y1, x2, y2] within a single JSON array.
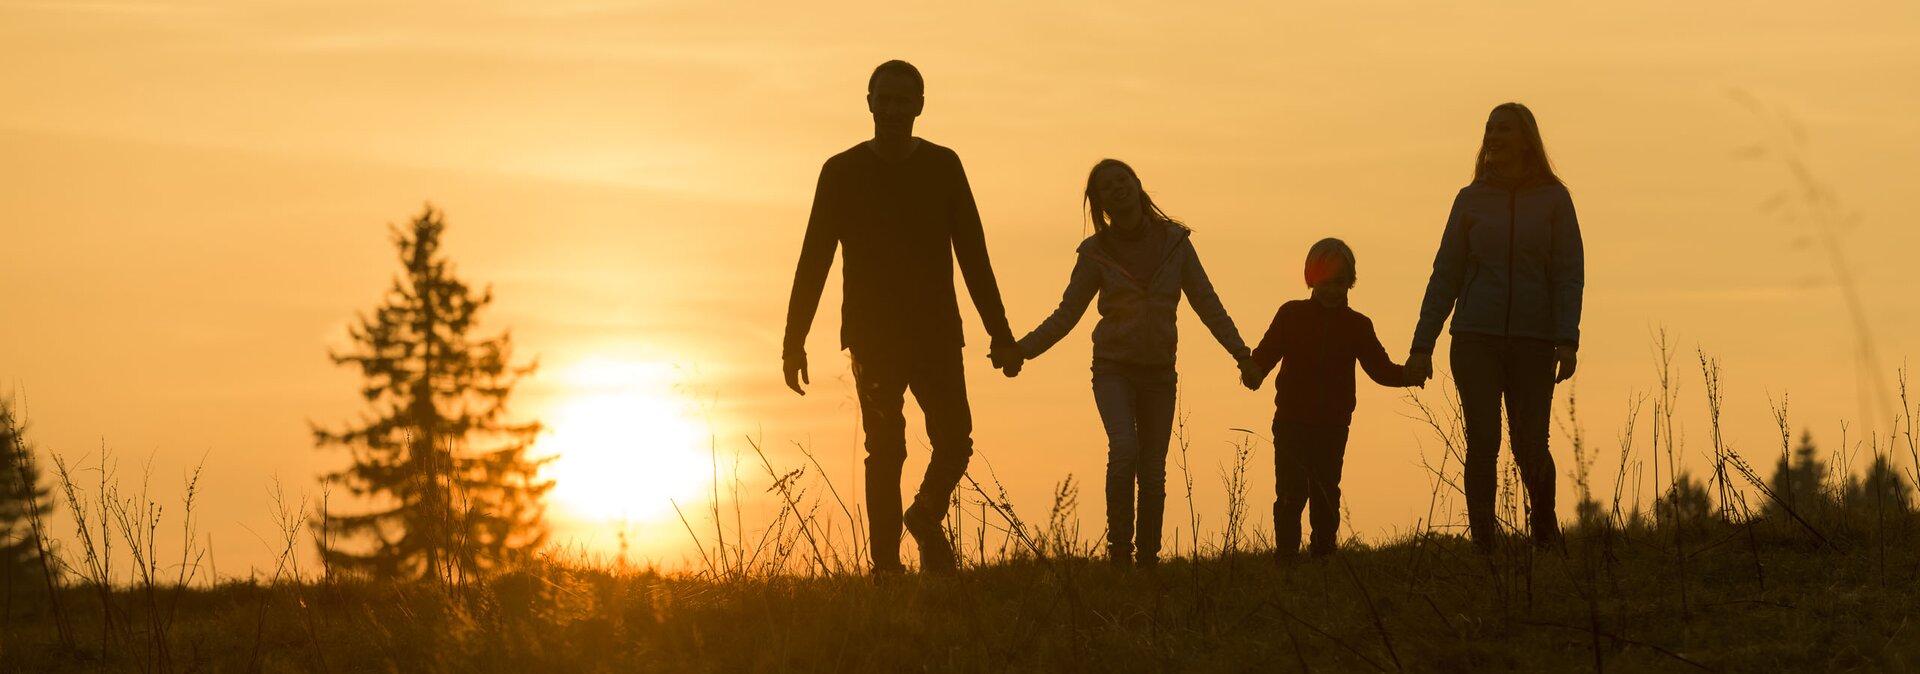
[[1472, 102, 1563, 186], [1084, 158, 1184, 236]]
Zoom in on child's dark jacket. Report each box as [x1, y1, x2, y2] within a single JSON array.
[[1249, 299, 1410, 425]]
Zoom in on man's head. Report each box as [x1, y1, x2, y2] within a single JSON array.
[[866, 60, 924, 140]]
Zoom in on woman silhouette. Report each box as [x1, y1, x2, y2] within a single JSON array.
[[1009, 159, 1249, 568], [1406, 103, 1585, 552]]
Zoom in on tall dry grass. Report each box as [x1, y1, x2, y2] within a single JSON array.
[[4, 330, 1918, 671]]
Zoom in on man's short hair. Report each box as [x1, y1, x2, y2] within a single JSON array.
[[868, 60, 924, 94]]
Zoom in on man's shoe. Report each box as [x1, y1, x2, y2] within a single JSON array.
[[871, 562, 906, 584], [872, 560, 906, 575], [905, 508, 957, 575]]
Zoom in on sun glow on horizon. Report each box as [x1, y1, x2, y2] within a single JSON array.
[[539, 358, 717, 525]]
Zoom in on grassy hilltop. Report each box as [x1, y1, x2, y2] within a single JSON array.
[[4, 513, 1918, 672], [6, 350, 1919, 671]]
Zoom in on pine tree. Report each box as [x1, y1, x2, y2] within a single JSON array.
[[1658, 471, 1717, 528], [1767, 430, 1834, 517], [313, 206, 552, 581], [1845, 454, 1914, 515], [1, 397, 56, 592]]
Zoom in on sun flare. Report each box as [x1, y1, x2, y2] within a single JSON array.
[[539, 358, 715, 524]]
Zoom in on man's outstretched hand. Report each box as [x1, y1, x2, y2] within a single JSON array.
[[783, 351, 809, 395]]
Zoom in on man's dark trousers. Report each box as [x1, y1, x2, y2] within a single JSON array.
[[851, 342, 973, 570]]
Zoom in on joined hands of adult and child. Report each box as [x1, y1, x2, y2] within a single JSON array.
[[1404, 353, 1433, 387], [1236, 354, 1264, 391]]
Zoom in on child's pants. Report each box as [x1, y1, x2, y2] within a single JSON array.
[[1273, 419, 1350, 556]]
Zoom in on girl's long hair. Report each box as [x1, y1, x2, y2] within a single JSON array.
[[1473, 102, 1563, 186], [1085, 158, 1184, 236]]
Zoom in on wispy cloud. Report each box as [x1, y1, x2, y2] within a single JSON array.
[[1643, 286, 1821, 303], [0, 0, 223, 16]]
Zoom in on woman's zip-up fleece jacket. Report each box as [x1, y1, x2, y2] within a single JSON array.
[[1018, 223, 1249, 367], [1411, 178, 1585, 355]]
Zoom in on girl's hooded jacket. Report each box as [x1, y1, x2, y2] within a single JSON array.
[[1018, 222, 1249, 367]]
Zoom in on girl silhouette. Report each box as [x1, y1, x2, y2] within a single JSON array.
[[1010, 159, 1250, 568]]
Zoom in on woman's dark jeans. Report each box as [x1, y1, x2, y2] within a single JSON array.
[[1091, 359, 1178, 564], [1450, 333, 1560, 547]]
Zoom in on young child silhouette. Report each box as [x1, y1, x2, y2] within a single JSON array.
[[1242, 238, 1419, 560]]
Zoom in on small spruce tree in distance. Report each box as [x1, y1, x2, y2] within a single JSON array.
[[1767, 431, 1833, 516], [1, 397, 56, 591], [313, 205, 553, 581]]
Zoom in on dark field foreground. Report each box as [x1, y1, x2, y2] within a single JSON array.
[[5, 521, 1919, 673]]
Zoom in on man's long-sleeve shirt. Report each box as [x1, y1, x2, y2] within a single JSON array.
[[784, 140, 1015, 357]]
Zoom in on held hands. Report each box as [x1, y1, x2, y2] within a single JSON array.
[[1238, 360, 1263, 390], [1404, 352, 1433, 388], [783, 351, 809, 395], [1554, 345, 1577, 383], [1236, 354, 1264, 391], [989, 342, 1024, 378]]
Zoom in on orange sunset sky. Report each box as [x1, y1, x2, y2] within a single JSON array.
[[3, 1, 1918, 576]]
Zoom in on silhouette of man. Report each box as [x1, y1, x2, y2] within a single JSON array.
[[783, 60, 1022, 574]]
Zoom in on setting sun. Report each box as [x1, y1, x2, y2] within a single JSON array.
[[539, 358, 716, 524]]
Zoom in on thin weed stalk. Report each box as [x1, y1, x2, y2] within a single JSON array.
[[1651, 330, 1690, 624], [1700, 351, 1836, 550], [51, 445, 126, 659], [1219, 435, 1254, 562], [793, 439, 865, 567], [745, 435, 830, 576]]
